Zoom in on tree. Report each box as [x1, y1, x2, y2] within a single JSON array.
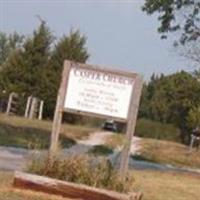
[[187, 105, 200, 128], [143, 0, 200, 44], [0, 20, 53, 114], [140, 71, 200, 143], [0, 23, 89, 119], [42, 30, 89, 119], [0, 32, 24, 66]]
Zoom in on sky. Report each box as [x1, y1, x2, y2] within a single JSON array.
[[0, 0, 191, 80]]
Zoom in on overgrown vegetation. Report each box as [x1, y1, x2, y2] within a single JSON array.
[[27, 154, 135, 193], [139, 72, 200, 143]]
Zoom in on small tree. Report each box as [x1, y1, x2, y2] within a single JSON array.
[[187, 105, 200, 129]]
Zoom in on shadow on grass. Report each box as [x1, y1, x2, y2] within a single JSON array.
[[88, 145, 113, 156], [0, 122, 76, 149], [131, 154, 156, 163]]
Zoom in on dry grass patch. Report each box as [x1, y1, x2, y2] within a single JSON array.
[[27, 154, 135, 193], [133, 170, 200, 200], [138, 138, 200, 168], [0, 170, 199, 200]]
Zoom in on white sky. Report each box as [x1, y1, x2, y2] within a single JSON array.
[[0, 0, 191, 80]]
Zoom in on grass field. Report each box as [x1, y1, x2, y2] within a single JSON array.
[[0, 113, 95, 149], [133, 170, 200, 200], [137, 138, 200, 169], [105, 134, 200, 169], [0, 170, 199, 200]]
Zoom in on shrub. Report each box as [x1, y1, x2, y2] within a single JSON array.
[[27, 154, 135, 193], [135, 118, 180, 142]]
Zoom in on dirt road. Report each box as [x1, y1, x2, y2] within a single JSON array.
[[0, 132, 200, 175]]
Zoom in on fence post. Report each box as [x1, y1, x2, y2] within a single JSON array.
[[38, 100, 44, 120], [29, 97, 37, 119], [25, 96, 32, 118], [6, 93, 14, 115]]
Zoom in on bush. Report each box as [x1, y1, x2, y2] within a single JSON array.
[[135, 118, 180, 142], [187, 105, 200, 129], [27, 154, 135, 193]]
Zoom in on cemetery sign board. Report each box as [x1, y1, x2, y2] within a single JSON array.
[[64, 64, 136, 121], [50, 60, 143, 177]]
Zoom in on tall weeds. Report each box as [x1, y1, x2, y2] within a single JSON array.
[[27, 154, 135, 193]]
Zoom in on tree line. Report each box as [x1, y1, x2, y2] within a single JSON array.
[[0, 21, 89, 119], [139, 71, 200, 144], [0, 20, 200, 144]]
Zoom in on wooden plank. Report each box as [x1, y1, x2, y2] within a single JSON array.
[[50, 60, 71, 155], [119, 76, 143, 178], [13, 171, 142, 200]]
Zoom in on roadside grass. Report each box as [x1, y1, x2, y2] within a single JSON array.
[[0, 170, 199, 200], [0, 113, 95, 149], [136, 138, 200, 169], [106, 134, 200, 169], [133, 170, 200, 200]]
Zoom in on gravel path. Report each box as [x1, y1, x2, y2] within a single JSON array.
[[0, 146, 29, 171]]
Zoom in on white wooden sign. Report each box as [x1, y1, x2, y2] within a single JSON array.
[[64, 66, 134, 120], [50, 60, 143, 178]]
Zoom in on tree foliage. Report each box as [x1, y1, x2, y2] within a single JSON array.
[[143, 0, 200, 44], [0, 32, 24, 66], [187, 105, 200, 128], [0, 22, 89, 118], [140, 71, 200, 143]]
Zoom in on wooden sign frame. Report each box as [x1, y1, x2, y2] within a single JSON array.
[[50, 60, 143, 177]]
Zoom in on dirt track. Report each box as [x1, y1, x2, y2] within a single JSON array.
[[0, 132, 200, 175]]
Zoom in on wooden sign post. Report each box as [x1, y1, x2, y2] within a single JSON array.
[[50, 60, 143, 176]]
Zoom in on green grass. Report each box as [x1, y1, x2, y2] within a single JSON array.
[[135, 118, 180, 142], [0, 113, 95, 149]]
